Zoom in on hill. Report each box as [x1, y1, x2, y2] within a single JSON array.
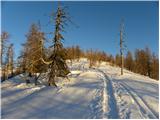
[[1, 58, 159, 119]]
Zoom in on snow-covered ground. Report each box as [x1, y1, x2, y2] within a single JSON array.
[[1, 58, 159, 119]]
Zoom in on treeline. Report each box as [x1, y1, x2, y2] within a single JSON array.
[[1, 31, 159, 81], [65, 46, 114, 67], [65, 46, 159, 80], [124, 48, 159, 80], [1, 29, 159, 81]]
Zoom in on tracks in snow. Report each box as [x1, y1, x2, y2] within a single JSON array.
[[95, 69, 158, 119], [97, 69, 119, 119], [118, 81, 158, 119]]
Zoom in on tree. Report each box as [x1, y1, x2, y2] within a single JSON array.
[[119, 19, 126, 75], [134, 49, 148, 75], [115, 54, 121, 67], [18, 24, 47, 85], [145, 47, 152, 77], [132, 48, 159, 80], [6, 44, 14, 77], [106, 54, 114, 66], [24, 24, 46, 74], [18, 44, 28, 73], [75, 45, 81, 61], [86, 49, 97, 68], [1, 32, 9, 66], [96, 51, 107, 66], [47, 4, 70, 86], [1, 32, 9, 80], [125, 51, 133, 71], [150, 53, 159, 80]]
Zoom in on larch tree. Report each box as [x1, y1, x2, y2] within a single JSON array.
[[125, 51, 134, 71], [96, 51, 107, 66], [47, 4, 70, 87], [150, 53, 159, 80], [107, 54, 114, 66], [19, 23, 47, 84], [75, 45, 81, 61], [115, 54, 121, 67], [1, 32, 9, 80], [18, 43, 28, 73], [26, 24, 46, 74], [87, 49, 97, 68], [1, 32, 9, 65], [134, 49, 148, 75], [145, 47, 152, 77], [6, 44, 14, 77], [65, 46, 75, 65]]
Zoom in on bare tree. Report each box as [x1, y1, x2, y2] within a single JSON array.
[[1, 32, 9, 65], [1, 32, 9, 80], [119, 19, 126, 75]]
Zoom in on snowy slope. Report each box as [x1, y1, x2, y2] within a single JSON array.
[[1, 58, 159, 119]]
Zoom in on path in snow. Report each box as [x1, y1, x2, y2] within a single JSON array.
[[106, 73, 158, 118], [99, 63, 159, 119], [97, 69, 119, 119]]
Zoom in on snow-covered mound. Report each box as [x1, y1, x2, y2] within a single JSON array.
[[1, 58, 159, 119]]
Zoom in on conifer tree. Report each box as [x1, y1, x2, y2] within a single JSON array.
[[24, 24, 46, 74], [87, 49, 97, 68], [150, 53, 159, 80], [145, 47, 152, 77], [6, 44, 14, 76], [1, 32, 9, 80], [125, 51, 133, 71], [115, 54, 121, 67], [48, 4, 70, 86]]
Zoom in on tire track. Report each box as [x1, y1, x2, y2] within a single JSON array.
[[118, 82, 158, 119]]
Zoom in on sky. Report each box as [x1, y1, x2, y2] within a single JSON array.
[[1, 1, 159, 60]]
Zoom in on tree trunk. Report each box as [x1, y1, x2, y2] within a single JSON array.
[[48, 77, 57, 87]]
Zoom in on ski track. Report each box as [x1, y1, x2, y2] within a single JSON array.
[[111, 81, 131, 119], [118, 81, 158, 119], [97, 69, 119, 119]]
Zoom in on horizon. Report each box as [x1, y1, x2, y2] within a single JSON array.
[[1, 1, 159, 60]]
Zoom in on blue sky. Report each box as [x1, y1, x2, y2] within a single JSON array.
[[1, 1, 158, 59]]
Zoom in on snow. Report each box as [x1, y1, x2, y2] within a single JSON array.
[[1, 58, 159, 119]]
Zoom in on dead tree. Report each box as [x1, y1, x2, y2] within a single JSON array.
[[119, 19, 126, 75]]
